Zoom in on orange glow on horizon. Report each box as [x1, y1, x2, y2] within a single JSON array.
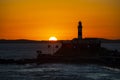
[[49, 36, 57, 41], [0, 0, 120, 40]]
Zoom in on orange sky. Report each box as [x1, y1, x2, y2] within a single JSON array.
[[0, 0, 120, 40]]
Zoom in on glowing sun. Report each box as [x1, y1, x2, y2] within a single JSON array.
[[49, 36, 57, 41]]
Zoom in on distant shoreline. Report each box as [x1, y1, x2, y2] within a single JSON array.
[[0, 38, 120, 43]]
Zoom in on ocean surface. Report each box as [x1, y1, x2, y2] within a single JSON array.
[[0, 43, 61, 59], [0, 43, 120, 80]]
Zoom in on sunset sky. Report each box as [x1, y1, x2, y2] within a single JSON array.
[[0, 0, 120, 40]]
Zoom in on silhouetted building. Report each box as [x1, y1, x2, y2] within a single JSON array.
[[78, 21, 82, 40], [72, 21, 101, 48]]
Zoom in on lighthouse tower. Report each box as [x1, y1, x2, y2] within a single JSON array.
[[78, 21, 82, 40]]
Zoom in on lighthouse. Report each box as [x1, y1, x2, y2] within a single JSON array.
[[78, 21, 82, 40]]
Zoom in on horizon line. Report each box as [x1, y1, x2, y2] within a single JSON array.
[[0, 38, 120, 41]]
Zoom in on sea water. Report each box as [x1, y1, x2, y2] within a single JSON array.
[[0, 43, 61, 59], [0, 63, 120, 80], [0, 43, 120, 80], [101, 43, 120, 52]]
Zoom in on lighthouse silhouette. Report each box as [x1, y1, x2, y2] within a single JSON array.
[[78, 21, 82, 40]]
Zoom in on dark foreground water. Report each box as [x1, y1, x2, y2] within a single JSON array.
[[0, 43, 119, 59], [0, 63, 120, 80], [0, 43, 120, 80]]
